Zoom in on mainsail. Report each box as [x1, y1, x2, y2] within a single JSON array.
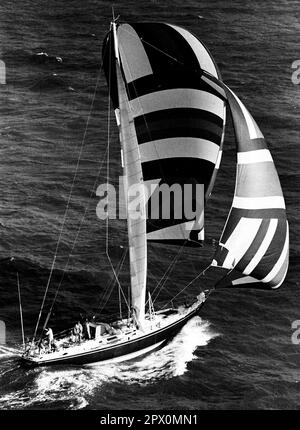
[[103, 22, 226, 247], [202, 72, 289, 289], [112, 23, 147, 326]]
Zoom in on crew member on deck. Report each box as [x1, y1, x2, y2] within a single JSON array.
[[84, 318, 91, 340], [45, 327, 54, 352], [74, 321, 83, 343], [131, 307, 140, 330], [38, 339, 45, 356]]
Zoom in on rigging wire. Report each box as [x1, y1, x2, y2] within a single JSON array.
[[151, 241, 186, 306], [43, 31, 129, 328], [162, 263, 211, 309], [97, 246, 128, 316], [40, 145, 109, 331], [32, 54, 106, 342]]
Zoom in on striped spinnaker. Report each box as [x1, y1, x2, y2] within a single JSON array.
[[103, 22, 226, 246], [203, 73, 289, 289]]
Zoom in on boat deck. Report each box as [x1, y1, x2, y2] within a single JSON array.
[[22, 308, 187, 364], [21, 296, 205, 366]]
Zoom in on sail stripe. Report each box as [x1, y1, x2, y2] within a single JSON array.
[[221, 218, 263, 268], [130, 89, 224, 119], [261, 222, 289, 283], [271, 253, 289, 289], [243, 219, 278, 275], [127, 73, 227, 102], [235, 219, 271, 272], [118, 24, 153, 83], [136, 126, 222, 147], [140, 138, 220, 164], [233, 196, 286, 210], [236, 163, 283, 198], [239, 138, 268, 151], [232, 276, 258, 285], [134, 108, 223, 145], [270, 249, 289, 287], [237, 149, 273, 164], [230, 207, 286, 220], [167, 24, 218, 75], [142, 158, 215, 184], [251, 218, 287, 277]]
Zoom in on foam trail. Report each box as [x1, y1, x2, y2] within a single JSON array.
[[108, 316, 219, 383]]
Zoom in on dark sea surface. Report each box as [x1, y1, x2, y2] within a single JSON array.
[[0, 0, 299, 410]]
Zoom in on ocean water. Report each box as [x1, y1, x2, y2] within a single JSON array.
[[0, 0, 299, 410]]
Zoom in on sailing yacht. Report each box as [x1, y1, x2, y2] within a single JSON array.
[[21, 20, 288, 367]]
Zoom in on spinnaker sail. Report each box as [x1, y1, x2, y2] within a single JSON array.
[[203, 72, 289, 289], [103, 22, 226, 247]]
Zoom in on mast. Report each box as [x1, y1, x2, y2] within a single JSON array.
[[111, 21, 147, 327]]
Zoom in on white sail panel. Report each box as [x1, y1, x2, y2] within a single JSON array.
[[215, 150, 222, 170], [232, 196, 286, 210], [118, 24, 153, 83], [130, 89, 224, 119], [232, 276, 259, 285], [237, 149, 273, 164], [139, 138, 219, 164]]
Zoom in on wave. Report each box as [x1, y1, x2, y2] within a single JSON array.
[[30, 52, 63, 65], [29, 73, 75, 92]]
